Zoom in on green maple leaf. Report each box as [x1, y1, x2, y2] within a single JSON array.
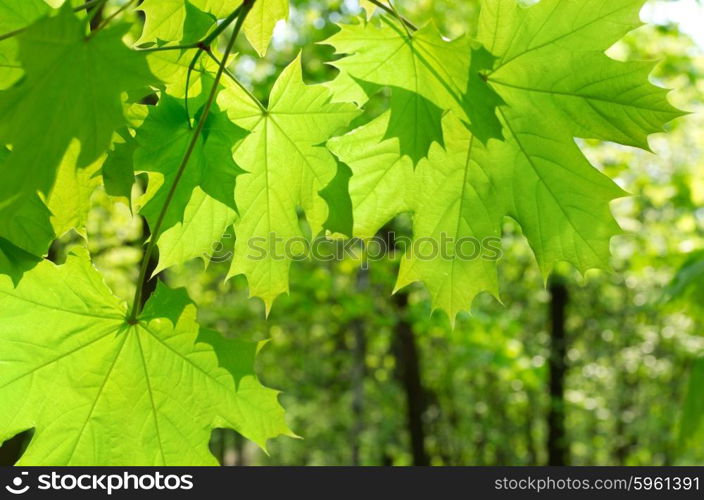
[[0, 191, 53, 258], [0, 237, 40, 285], [330, 113, 500, 322], [489, 109, 626, 275], [318, 161, 354, 237], [134, 95, 247, 274], [327, 112, 415, 240], [0, 146, 51, 263], [333, 0, 683, 322], [138, 0, 234, 45], [102, 105, 150, 208], [102, 129, 139, 207], [394, 113, 501, 321], [0, 0, 50, 90], [0, 249, 292, 465], [147, 46, 220, 102], [478, 0, 683, 149], [325, 16, 503, 162], [475, 0, 683, 277], [243, 0, 289, 57], [0, 5, 155, 259], [219, 56, 359, 309], [138, 0, 289, 52], [47, 140, 105, 239]]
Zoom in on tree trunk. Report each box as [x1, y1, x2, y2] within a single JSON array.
[[393, 292, 429, 466], [350, 271, 368, 465], [547, 277, 569, 465]]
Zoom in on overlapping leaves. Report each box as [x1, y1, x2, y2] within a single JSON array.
[[0, 0, 295, 466], [328, 0, 683, 322], [139, 0, 288, 56], [326, 17, 503, 162], [0, 0, 684, 465], [0, 5, 154, 261], [135, 95, 246, 274], [219, 56, 359, 309], [0, 250, 292, 465]]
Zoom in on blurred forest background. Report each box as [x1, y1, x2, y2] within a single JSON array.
[[1, 0, 703, 466]]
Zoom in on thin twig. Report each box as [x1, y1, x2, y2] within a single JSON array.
[[204, 50, 267, 113], [386, 0, 412, 37], [184, 47, 206, 128], [87, 0, 109, 26], [128, 0, 257, 322], [367, 0, 417, 32], [0, 0, 107, 42], [92, 0, 137, 35], [183, 5, 244, 126], [137, 44, 199, 53]]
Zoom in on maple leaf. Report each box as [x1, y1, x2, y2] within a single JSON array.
[[324, 16, 503, 162], [395, 113, 501, 321], [146, 46, 220, 102], [318, 161, 355, 237], [332, 0, 683, 323], [47, 140, 105, 240], [0, 0, 50, 90], [138, 0, 235, 45], [243, 0, 289, 57], [102, 129, 139, 207], [478, 0, 683, 149], [327, 112, 415, 240], [475, 0, 683, 277], [0, 249, 293, 465], [0, 5, 155, 261], [134, 95, 247, 274], [138, 0, 289, 56], [0, 237, 40, 285], [219, 55, 359, 310], [101, 105, 150, 208], [330, 112, 500, 323]]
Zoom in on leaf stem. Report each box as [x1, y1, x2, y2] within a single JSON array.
[[204, 50, 267, 113], [91, 0, 137, 35], [0, 0, 107, 42], [137, 44, 199, 53], [87, 0, 109, 26], [78, 0, 107, 11], [184, 5, 244, 127], [386, 0, 412, 37], [127, 0, 257, 322], [202, 5, 245, 46], [367, 0, 417, 32]]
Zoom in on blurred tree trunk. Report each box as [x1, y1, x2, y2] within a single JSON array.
[[525, 390, 539, 465], [350, 270, 368, 466], [547, 277, 569, 465], [393, 292, 429, 466], [234, 433, 246, 466]]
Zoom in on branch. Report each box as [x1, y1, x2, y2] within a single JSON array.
[[204, 50, 267, 113], [90, 0, 138, 37], [184, 5, 244, 126], [0, 0, 107, 42], [128, 0, 258, 322]]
